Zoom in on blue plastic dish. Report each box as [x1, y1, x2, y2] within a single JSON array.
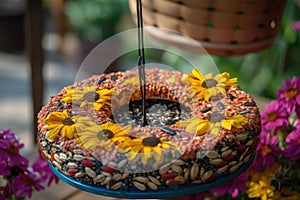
[[49, 153, 254, 199]]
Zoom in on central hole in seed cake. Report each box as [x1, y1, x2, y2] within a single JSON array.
[[113, 98, 191, 127]]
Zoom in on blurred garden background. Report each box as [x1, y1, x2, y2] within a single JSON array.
[[0, 0, 299, 153]]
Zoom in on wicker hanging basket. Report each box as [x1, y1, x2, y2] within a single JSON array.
[[129, 0, 287, 56]]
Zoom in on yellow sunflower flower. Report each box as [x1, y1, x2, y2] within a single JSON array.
[[61, 86, 113, 110], [246, 174, 275, 200], [41, 110, 94, 140], [118, 135, 179, 165], [77, 122, 131, 152], [246, 165, 280, 200], [176, 112, 248, 135], [185, 68, 237, 101]]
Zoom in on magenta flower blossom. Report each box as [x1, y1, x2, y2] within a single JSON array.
[[32, 153, 59, 186], [0, 160, 10, 176], [13, 171, 45, 198], [292, 20, 300, 31], [261, 100, 289, 131], [0, 130, 28, 171], [250, 130, 280, 171], [0, 192, 5, 200], [0, 129, 59, 199], [285, 124, 300, 160], [277, 77, 300, 113], [210, 174, 248, 198], [1, 184, 12, 199]]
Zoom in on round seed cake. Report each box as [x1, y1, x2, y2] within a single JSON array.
[[37, 68, 261, 194]]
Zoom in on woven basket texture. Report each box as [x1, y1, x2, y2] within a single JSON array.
[[129, 0, 287, 56]]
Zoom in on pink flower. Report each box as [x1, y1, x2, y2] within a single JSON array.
[[277, 77, 300, 113], [0, 192, 6, 200], [292, 20, 300, 31], [32, 153, 59, 186], [285, 123, 300, 160], [261, 100, 289, 131], [0, 160, 10, 176], [0, 129, 59, 199], [0, 130, 28, 171], [1, 184, 12, 199], [13, 171, 45, 198], [250, 130, 280, 171], [210, 174, 248, 198]]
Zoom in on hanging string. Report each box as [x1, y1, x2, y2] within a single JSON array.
[[137, 0, 147, 126]]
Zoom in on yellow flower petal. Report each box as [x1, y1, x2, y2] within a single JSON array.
[[210, 125, 221, 135], [225, 115, 248, 129], [47, 125, 63, 139], [186, 119, 201, 133], [93, 102, 102, 110], [127, 145, 143, 160], [143, 146, 152, 154], [177, 117, 209, 136], [44, 110, 68, 122], [141, 153, 151, 165], [221, 120, 233, 130], [153, 149, 164, 164], [66, 125, 76, 139], [161, 143, 170, 149], [204, 73, 213, 79], [104, 141, 113, 151], [192, 68, 206, 82], [176, 120, 192, 128]]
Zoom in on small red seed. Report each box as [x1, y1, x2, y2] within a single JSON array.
[[204, 175, 215, 183], [81, 160, 94, 168], [252, 137, 259, 148], [237, 145, 246, 153], [102, 166, 115, 173], [224, 155, 235, 161], [162, 173, 178, 180], [68, 169, 77, 174], [50, 151, 55, 161], [166, 180, 182, 186], [216, 161, 227, 168], [39, 149, 48, 161]]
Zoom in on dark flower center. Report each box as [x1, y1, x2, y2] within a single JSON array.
[[8, 144, 19, 155], [142, 136, 160, 147], [83, 91, 100, 102], [266, 112, 277, 122], [97, 129, 114, 141], [261, 145, 272, 156], [284, 87, 298, 99], [62, 117, 75, 125], [202, 79, 218, 88], [11, 166, 22, 176], [22, 177, 35, 185], [208, 112, 226, 123]]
